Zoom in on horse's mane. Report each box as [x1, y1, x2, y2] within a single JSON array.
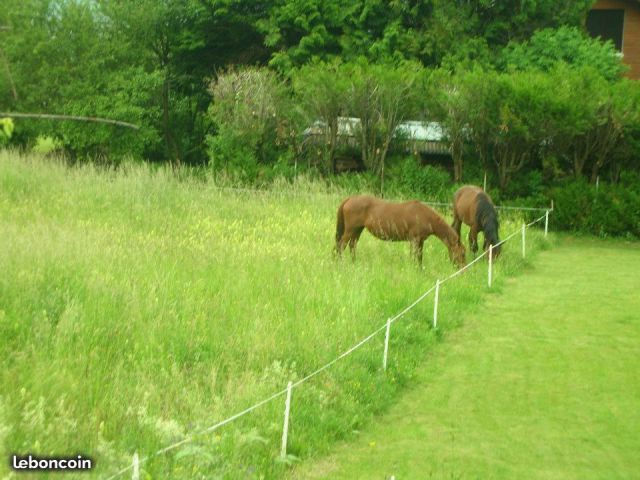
[[475, 193, 500, 245]]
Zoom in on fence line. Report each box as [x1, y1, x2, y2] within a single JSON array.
[[280, 382, 294, 458], [210, 185, 552, 213], [527, 212, 547, 228], [488, 244, 493, 288], [106, 209, 551, 480], [441, 249, 488, 284], [404, 199, 550, 212]]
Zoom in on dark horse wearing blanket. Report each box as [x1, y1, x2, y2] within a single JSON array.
[[452, 185, 501, 259], [335, 195, 466, 267]]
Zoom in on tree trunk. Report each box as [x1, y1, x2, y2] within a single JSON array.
[[452, 138, 463, 182], [498, 164, 508, 190], [573, 150, 586, 178], [610, 160, 622, 184], [0, 48, 18, 101], [328, 118, 338, 174], [379, 134, 394, 197], [590, 161, 600, 184], [162, 75, 182, 167]]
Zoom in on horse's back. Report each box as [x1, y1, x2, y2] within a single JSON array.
[[340, 195, 382, 227], [341, 196, 436, 240], [454, 185, 483, 204], [454, 185, 483, 223], [341, 195, 379, 215]]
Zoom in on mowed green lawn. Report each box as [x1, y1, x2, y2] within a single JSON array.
[[293, 237, 640, 479]]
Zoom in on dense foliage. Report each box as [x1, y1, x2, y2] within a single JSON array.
[[1, 0, 639, 236]]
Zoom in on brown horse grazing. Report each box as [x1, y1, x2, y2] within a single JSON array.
[[335, 195, 466, 267], [452, 185, 501, 259]]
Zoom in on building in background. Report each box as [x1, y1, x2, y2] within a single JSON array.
[[588, 0, 640, 79]]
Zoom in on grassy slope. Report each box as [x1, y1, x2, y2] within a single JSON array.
[[293, 237, 640, 479]]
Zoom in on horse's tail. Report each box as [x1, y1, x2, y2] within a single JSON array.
[[335, 198, 348, 250]]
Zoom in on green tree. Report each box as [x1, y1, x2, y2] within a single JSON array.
[[453, 0, 592, 47], [258, 0, 352, 73], [500, 26, 628, 81], [456, 68, 501, 177], [587, 79, 640, 182], [344, 59, 424, 191], [452, 68, 558, 189], [542, 65, 634, 181], [0, 0, 162, 159], [292, 60, 350, 174], [430, 69, 478, 182], [1, 0, 266, 163], [207, 66, 290, 171], [103, 0, 270, 164]]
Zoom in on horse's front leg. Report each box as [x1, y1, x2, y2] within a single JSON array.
[[451, 215, 462, 238], [411, 238, 424, 267], [468, 225, 479, 256]]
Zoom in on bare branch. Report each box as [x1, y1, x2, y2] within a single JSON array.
[[0, 48, 18, 101], [0, 112, 140, 130]]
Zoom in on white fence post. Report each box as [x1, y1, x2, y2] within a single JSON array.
[[383, 318, 391, 371], [280, 381, 293, 459], [521, 223, 526, 259], [132, 452, 139, 480], [488, 244, 493, 288], [544, 210, 549, 237], [433, 279, 440, 329]]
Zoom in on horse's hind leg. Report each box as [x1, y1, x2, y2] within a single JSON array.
[[348, 227, 364, 261], [336, 233, 349, 258]]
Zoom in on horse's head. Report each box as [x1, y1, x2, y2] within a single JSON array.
[[449, 241, 467, 268]]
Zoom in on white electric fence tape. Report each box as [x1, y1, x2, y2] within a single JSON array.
[[106, 208, 552, 479]]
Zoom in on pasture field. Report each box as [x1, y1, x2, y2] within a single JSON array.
[[0, 151, 549, 479], [293, 237, 640, 479]]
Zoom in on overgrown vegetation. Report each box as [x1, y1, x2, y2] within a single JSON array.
[[0, 151, 549, 479], [1, 1, 637, 236]]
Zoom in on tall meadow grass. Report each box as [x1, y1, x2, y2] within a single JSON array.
[[0, 151, 550, 478]]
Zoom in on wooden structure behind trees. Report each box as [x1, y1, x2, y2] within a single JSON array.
[[302, 118, 451, 173], [589, 0, 640, 79]]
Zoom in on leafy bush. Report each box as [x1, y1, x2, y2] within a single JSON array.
[[206, 133, 260, 184], [32, 135, 64, 155], [550, 179, 640, 238], [500, 26, 628, 81], [504, 169, 545, 199], [386, 157, 452, 201], [208, 66, 292, 168], [0, 118, 14, 145]]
